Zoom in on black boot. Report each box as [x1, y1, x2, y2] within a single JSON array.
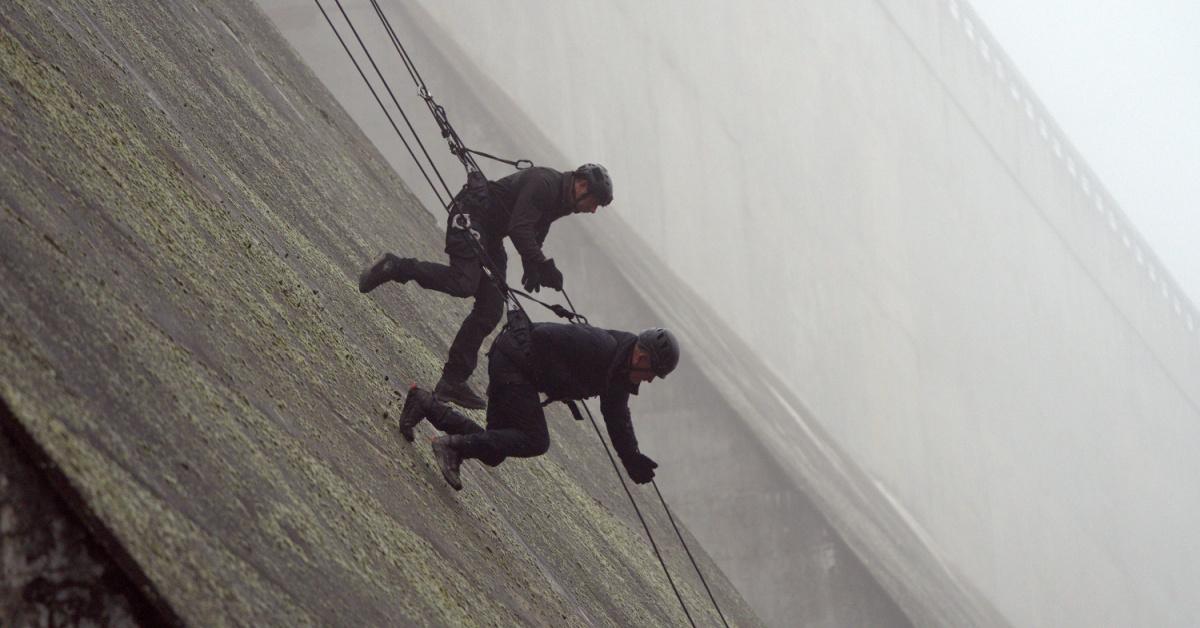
[[397, 385, 435, 442], [358, 253, 411, 293], [431, 435, 464, 491], [434, 377, 487, 410]]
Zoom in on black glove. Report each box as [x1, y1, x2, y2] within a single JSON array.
[[521, 262, 542, 293], [521, 258, 564, 293], [539, 258, 563, 291], [622, 452, 658, 484]]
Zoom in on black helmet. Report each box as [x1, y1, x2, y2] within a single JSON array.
[[636, 328, 680, 377], [574, 163, 613, 206]]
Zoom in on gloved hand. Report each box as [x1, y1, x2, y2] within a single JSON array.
[[521, 262, 542, 293], [521, 258, 564, 293], [622, 451, 658, 484], [538, 258, 563, 291]]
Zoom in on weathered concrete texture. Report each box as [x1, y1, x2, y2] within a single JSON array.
[[292, 1, 1200, 626], [1, 418, 150, 627], [0, 1, 761, 626]]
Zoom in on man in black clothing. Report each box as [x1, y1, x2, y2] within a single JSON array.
[[358, 164, 614, 410], [396, 323, 681, 491]]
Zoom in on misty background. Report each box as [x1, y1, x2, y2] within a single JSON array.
[[972, 0, 1200, 306]]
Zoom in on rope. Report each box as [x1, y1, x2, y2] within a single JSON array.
[[653, 482, 731, 628], [315, 3, 728, 624], [319, 0, 528, 309], [315, 0, 515, 306], [365, 0, 424, 89], [561, 288, 732, 626], [464, 147, 533, 170], [576, 395, 697, 628], [314, 0, 449, 207], [363, 0, 473, 172], [507, 288, 588, 324], [366, 0, 528, 174], [330, 0, 454, 200]]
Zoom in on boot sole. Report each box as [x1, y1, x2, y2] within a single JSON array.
[[397, 388, 425, 442], [433, 390, 487, 411], [431, 440, 463, 491]]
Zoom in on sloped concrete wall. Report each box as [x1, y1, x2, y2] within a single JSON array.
[[0, 1, 764, 625], [261, 1, 1200, 626]]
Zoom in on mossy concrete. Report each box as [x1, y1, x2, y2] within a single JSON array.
[[0, 1, 760, 625]]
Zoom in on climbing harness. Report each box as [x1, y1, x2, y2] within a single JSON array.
[[315, 3, 728, 625]]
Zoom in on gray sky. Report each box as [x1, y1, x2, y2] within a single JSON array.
[[969, 0, 1200, 305]]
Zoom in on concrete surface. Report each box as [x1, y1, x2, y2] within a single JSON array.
[[0, 1, 762, 625], [259, 0, 1200, 626]]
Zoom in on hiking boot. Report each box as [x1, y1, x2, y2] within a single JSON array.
[[434, 377, 486, 410], [397, 385, 435, 442], [431, 436, 464, 491], [358, 253, 409, 293]]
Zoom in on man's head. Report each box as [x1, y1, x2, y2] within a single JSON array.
[[571, 163, 613, 214], [629, 327, 680, 384]]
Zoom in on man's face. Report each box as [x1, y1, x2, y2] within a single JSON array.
[[573, 178, 601, 214], [629, 346, 657, 384]]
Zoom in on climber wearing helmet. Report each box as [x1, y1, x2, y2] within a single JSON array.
[[396, 323, 680, 491], [358, 164, 614, 410]]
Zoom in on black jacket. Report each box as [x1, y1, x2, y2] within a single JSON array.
[[494, 322, 643, 460], [473, 167, 575, 266]]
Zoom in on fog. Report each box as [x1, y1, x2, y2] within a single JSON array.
[[971, 0, 1200, 307], [260, 1, 1200, 626]]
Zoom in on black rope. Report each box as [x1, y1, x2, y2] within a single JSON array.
[[317, 0, 517, 306], [576, 396, 697, 628], [560, 288, 730, 627], [313, 0, 449, 208], [508, 288, 587, 324], [329, 0, 454, 201], [561, 289, 583, 322], [366, 0, 426, 89], [464, 148, 533, 170], [331, 0, 528, 310], [316, 3, 727, 624], [367, 0, 531, 174], [653, 482, 731, 628], [363, 0, 476, 172]]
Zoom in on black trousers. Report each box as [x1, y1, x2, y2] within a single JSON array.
[[406, 223, 508, 383], [426, 345, 549, 467]]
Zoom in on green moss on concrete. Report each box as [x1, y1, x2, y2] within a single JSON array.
[[0, 0, 761, 625]]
